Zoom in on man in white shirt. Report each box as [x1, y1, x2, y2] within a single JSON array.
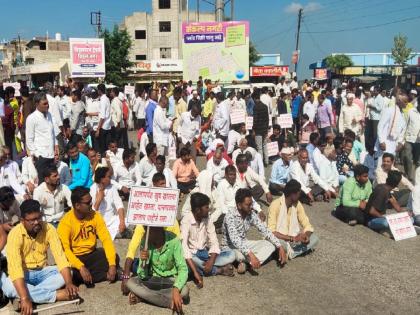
[[303, 93, 316, 123], [55, 86, 71, 121], [212, 165, 263, 228], [288, 149, 334, 205], [367, 87, 384, 147], [178, 104, 201, 162], [290, 77, 299, 90], [113, 148, 141, 199], [138, 143, 158, 186], [152, 155, 177, 189], [339, 93, 363, 136], [213, 93, 230, 142], [133, 90, 147, 130], [33, 166, 72, 227], [206, 148, 229, 186], [276, 77, 291, 96], [153, 96, 173, 156], [318, 150, 339, 194], [106, 140, 124, 171], [95, 84, 112, 155], [401, 99, 420, 182], [0, 149, 26, 198], [45, 83, 63, 145], [110, 88, 123, 145], [25, 92, 58, 184], [260, 87, 272, 114]]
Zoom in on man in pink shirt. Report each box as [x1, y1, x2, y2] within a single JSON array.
[[172, 147, 200, 194]]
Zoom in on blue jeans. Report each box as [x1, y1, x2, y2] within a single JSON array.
[[367, 217, 389, 232], [0, 266, 65, 303], [191, 249, 236, 276], [290, 234, 319, 259]]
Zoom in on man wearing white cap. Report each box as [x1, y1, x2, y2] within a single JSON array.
[[410, 89, 418, 108], [269, 147, 293, 195], [338, 93, 363, 136]]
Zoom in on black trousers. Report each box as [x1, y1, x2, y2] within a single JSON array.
[[269, 182, 284, 196], [99, 128, 112, 156], [177, 180, 196, 194], [299, 184, 324, 205], [335, 205, 367, 225], [35, 157, 55, 184], [72, 248, 111, 286]]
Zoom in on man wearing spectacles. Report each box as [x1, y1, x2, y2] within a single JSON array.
[[0, 199, 79, 314]]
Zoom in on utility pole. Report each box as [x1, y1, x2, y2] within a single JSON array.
[[294, 8, 303, 73], [231, 0, 234, 21], [90, 11, 102, 37], [197, 0, 200, 22], [216, 0, 224, 22]]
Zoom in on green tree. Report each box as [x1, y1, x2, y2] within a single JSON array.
[[100, 26, 133, 86], [391, 34, 413, 86], [325, 54, 353, 72], [249, 41, 260, 66]]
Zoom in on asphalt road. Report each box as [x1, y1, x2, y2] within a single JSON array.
[[2, 132, 420, 314]]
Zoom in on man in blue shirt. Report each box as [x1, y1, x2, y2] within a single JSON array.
[[145, 90, 158, 141], [291, 88, 303, 137], [67, 142, 93, 190], [269, 147, 293, 195]]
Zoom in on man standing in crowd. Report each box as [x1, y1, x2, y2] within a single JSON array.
[[253, 90, 270, 166], [178, 103, 201, 162], [26, 92, 58, 183], [145, 89, 158, 142], [213, 92, 230, 142], [153, 96, 173, 157], [96, 84, 112, 155]]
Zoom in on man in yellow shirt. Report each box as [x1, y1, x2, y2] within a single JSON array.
[[58, 187, 117, 287], [267, 179, 319, 260], [121, 172, 180, 295], [0, 199, 78, 314]]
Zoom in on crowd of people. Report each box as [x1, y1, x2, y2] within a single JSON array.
[[0, 76, 418, 314]]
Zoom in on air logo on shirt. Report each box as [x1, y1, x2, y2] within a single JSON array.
[[75, 225, 96, 241]]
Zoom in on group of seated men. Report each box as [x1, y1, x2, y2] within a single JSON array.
[[0, 136, 320, 314]]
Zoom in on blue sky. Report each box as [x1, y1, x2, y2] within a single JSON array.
[[1, 0, 419, 78]]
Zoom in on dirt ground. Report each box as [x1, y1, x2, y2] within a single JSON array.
[[2, 132, 420, 314]]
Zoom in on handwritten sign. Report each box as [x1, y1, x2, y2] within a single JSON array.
[[246, 116, 253, 130], [386, 212, 417, 241], [127, 187, 179, 227], [277, 114, 293, 129], [230, 108, 246, 125], [267, 141, 279, 157], [3, 82, 21, 97], [124, 85, 135, 96]]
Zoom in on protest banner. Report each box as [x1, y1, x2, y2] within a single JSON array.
[[277, 114, 293, 129], [126, 187, 179, 227], [182, 21, 249, 82], [386, 212, 417, 241], [124, 85, 135, 96], [69, 38, 105, 78], [267, 141, 279, 157], [230, 108, 246, 125], [3, 82, 21, 97], [246, 116, 253, 130]]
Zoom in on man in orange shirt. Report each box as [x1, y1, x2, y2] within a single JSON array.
[[172, 147, 199, 194]]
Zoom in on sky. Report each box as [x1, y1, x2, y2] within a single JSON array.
[[1, 0, 419, 78]]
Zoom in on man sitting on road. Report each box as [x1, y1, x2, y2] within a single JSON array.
[[335, 165, 373, 226], [235, 154, 273, 203], [106, 140, 124, 171], [137, 143, 158, 186], [58, 187, 117, 286], [181, 192, 235, 288], [374, 152, 414, 207], [206, 147, 229, 187], [151, 155, 177, 189], [0, 200, 78, 313], [113, 148, 141, 199], [268, 180, 319, 259], [222, 189, 287, 274], [0, 186, 21, 233], [366, 170, 405, 237], [288, 149, 334, 204], [67, 142, 93, 191], [173, 147, 200, 194], [269, 147, 293, 196]]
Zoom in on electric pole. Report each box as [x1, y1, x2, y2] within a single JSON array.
[[216, 0, 224, 22], [90, 11, 102, 37], [294, 8, 303, 73]]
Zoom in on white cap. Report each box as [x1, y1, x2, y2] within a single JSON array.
[[342, 82, 347, 87], [347, 93, 355, 99], [410, 89, 418, 95]]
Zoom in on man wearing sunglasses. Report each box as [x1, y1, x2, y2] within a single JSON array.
[[0, 199, 79, 314]]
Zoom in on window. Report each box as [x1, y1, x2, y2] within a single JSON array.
[[159, 21, 171, 32], [135, 30, 146, 39], [159, 0, 171, 9], [160, 48, 171, 59], [135, 55, 147, 61]]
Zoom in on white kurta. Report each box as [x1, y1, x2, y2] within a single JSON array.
[[375, 106, 405, 155]]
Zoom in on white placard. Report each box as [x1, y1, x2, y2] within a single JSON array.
[[3, 82, 21, 97], [277, 113, 293, 129], [124, 85, 135, 96], [230, 108, 246, 125], [386, 212, 417, 241], [69, 38, 105, 78], [246, 116, 253, 130], [267, 141, 279, 157], [127, 187, 179, 227]]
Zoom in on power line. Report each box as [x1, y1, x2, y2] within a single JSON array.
[[302, 20, 327, 56], [302, 15, 420, 34], [253, 21, 296, 46]]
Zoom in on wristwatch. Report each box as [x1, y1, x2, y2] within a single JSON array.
[[120, 274, 131, 280]]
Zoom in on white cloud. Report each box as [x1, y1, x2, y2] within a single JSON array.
[[284, 2, 322, 14]]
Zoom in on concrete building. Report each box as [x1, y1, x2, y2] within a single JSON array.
[[121, 0, 215, 82]]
